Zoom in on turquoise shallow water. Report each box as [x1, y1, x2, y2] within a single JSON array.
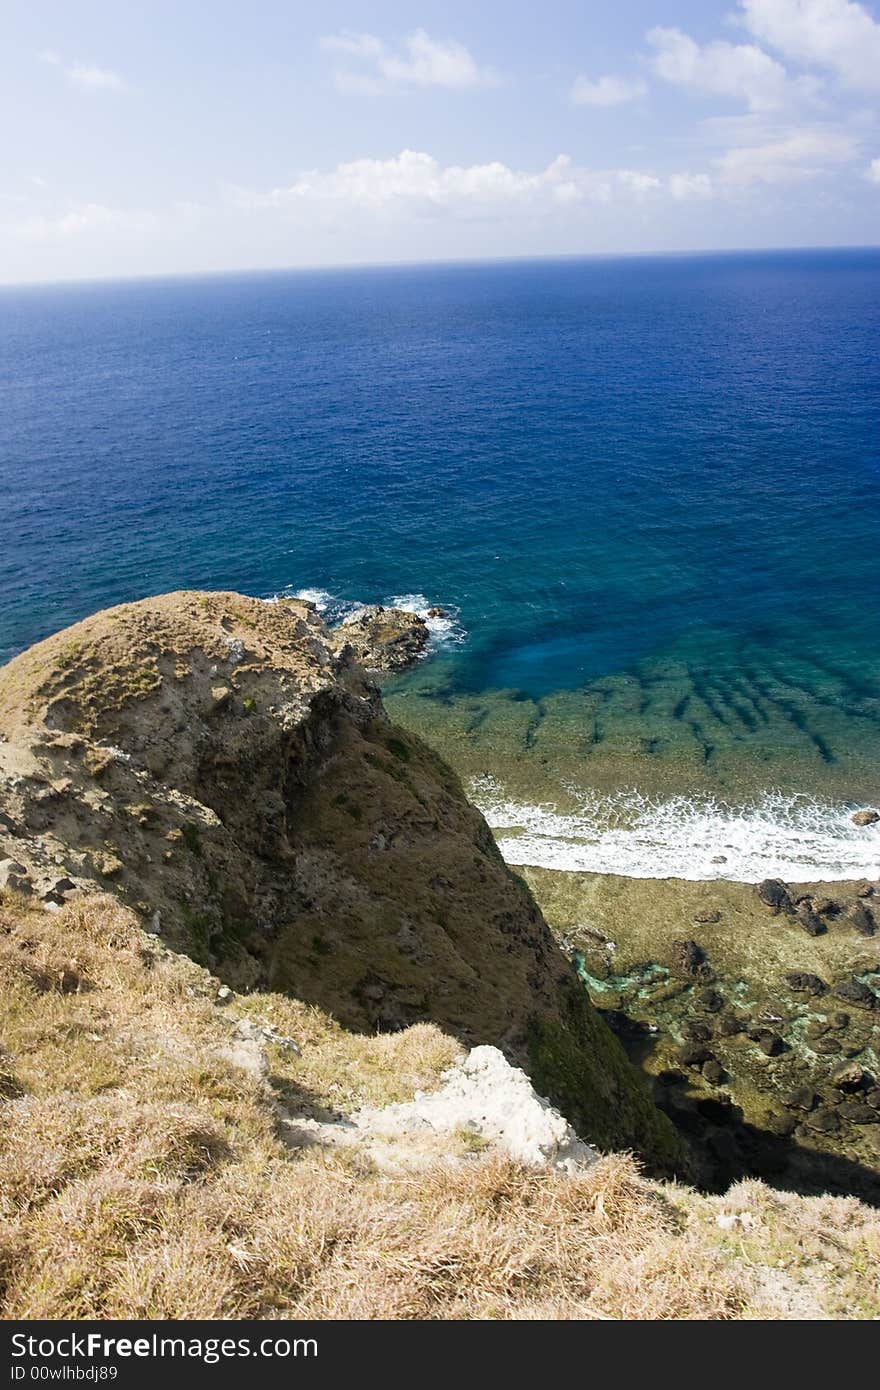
[[1, 250, 878, 877]]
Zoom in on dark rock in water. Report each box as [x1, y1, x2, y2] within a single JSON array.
[[693, 908, 721, 924], [333, 605, 430, 672], [682, 1020, 713, 1042], [806, 1107, 840, 1134], [830, 1011, 851, 1030], [781, 1086, 817, 1111], [696, 987, 723, 1012], [838, 1102, 880, 1124], [852, 809, 880, 827], [426, 606, 446, 619], [834, 977, 878, 1010], [702, 1059, 725, 1085], [677, 1044, 714, 1067], [865, 1088, 880, 1110], [783, 971, 827, 995], [716, 1013, 745, 1036], [670, 939, 707, 978], [846, 901, 876, 937], [751, 1029, 784, 1057], [829, 1059, 867, 1091], [757, 878, 793, 915], [795, 905, 826, 936]]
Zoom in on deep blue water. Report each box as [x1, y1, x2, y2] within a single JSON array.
[[1, 250, 879, 818]]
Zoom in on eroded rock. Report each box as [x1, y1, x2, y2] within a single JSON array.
[[332, 605, 429, 673]]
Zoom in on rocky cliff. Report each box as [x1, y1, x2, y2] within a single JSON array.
[[0, 590, 680, 1169]]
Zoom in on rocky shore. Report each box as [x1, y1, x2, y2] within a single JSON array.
[[520, 866, 880, 1200], [329, 603, 431, 672]]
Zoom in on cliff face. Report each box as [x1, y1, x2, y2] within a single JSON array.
[[0, 591, 680, 1169]]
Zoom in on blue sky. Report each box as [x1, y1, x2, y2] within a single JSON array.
[[3, 0, 879, 282]]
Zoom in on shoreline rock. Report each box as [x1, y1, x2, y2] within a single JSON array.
[[330, 604, 430, 672]]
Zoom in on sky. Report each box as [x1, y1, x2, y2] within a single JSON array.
[[2, 0, 880, 283]]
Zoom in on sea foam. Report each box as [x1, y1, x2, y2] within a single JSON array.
[[272, 587, 465, 651], [473, 780, 880, 883], [387, 593, 466, 648]]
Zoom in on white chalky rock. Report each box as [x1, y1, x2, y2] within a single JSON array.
[[362, 1044, 598, 1172]]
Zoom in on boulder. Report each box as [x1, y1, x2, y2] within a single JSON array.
[[838, 1102, 879, 1125], [852, 809, 880, 827], [834, 978, 878, 1011], [751, 1029, 784, 1057], [757, 878, 793, 915], [829, 1059, 867, 1091], [783, 971, 827, 996], [795, 905, 826, 936], [0, 859, 32, 895], [846, 901, 876, 937], [670, 939, 707, 978], [781, 1086, 817, 1112]]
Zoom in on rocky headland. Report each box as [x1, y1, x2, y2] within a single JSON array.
[[0, 590, 677, 1167]]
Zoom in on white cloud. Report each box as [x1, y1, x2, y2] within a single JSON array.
[[647, 25, 809, 110], [68, 64, 125, 92], [231, 150, 577, 212], [616, 169, 662, 195], [715, 128, 856, 184], [228, 149, 721, 223], [13, 203, 151, 240], [739, 0, 880, 91], [38, 49, 125, 92], [321, 28, 498, 92], [570, 74, 646, 106], [866, 156, 880, 181], [669, 172, 714, 199]]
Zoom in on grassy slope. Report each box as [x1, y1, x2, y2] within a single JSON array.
[[1, 892, 878, 1320]]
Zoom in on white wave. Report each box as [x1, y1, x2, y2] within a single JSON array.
[[387, 592, 466, 648], [266, 585, 466, 652], [472, 779, 880, 883], [270, 587, 362, 624], [288, 587, 335, 613]]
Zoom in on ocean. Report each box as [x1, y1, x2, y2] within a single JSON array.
[[1, 249, 878, 881]]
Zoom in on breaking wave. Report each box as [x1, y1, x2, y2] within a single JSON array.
[[473, 780, 880, 882], [270, 587, 466, 650]]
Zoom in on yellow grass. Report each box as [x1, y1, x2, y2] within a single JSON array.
[[1, 892, 878, 1320]]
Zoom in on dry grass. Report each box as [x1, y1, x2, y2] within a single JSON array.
[[2, 891, 879, 1320]]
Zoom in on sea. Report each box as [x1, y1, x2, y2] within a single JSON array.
[[1, 249, 878, 882]]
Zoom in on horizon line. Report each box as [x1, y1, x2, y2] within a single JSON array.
[[1, 241, 879, 294]]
